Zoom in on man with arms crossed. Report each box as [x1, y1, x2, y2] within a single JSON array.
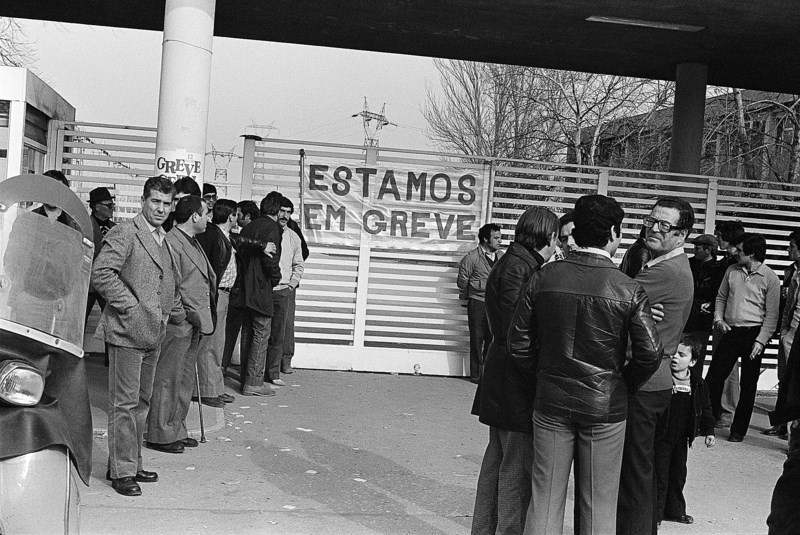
[[617, 197, 695, 535], [92, 176, 183, 496]]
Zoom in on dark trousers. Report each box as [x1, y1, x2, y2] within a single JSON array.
[[222, 303, 245, 371], [617, 388, 672, 535], [265, 288, 290, 381], [86, 291, 109, 355], [705, 326, 762, 437], [655, 392, 691, 521], [239, 309, 272, 387], [467, 299, 491, 380]]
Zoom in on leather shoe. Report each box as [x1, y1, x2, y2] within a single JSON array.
[[106, 470, 159, 483], [181, 437, 199, 448], [728, 431, 744, 442], [145, 440, 185, 453], [111, 477, 142, 496], [763, 425, 788, 437], [281, 365, 293, 374], [218, 392, 235, 403], [191, 396, 225, 408], [664, 515, 693, 525], [242, 384, 275, 396], [270, 379, 286, 387]]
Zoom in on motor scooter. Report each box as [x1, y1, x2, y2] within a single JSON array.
[[0, 174, 94, 534]]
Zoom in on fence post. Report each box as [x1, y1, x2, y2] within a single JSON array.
[[484, 159, 495, 223], [240, 135, 257, 201], [597, 169, 609, 195], [46, 120, 64, 171], [352, 232, 372, 351], [705, 177, 718, 234]]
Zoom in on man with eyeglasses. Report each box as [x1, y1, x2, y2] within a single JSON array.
[[618, 197, 695, 535], [87, 187, 117, 363]]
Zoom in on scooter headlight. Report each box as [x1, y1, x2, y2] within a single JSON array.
[[0, 361, 45, 406]]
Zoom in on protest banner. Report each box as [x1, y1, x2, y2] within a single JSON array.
[[302, 161, 487, 251]]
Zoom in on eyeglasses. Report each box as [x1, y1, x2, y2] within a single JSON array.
[[642, 216, 681, 233]]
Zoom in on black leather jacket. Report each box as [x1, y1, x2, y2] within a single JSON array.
[[471, 242, 543, 433], [508, 251, 663, 423]]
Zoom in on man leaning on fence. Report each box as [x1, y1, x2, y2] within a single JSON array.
[[457, 223, 503, 384]]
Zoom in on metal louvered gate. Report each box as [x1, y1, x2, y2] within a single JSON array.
[[47, 122, 800, 384]]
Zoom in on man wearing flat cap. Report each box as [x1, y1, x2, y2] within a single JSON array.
[[683, 233, 719, 379], [87, 187, 117, 361]]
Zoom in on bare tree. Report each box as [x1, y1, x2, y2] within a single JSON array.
[[0, 18, 36, 68], [425, 60, 675, 165]]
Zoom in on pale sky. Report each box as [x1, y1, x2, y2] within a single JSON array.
[[16, 19, 440, 180]]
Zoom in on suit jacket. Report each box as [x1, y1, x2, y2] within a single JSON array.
[[92, 213, 184, 349], [167, 227, 217, 335], [239, 216, 282, 316]]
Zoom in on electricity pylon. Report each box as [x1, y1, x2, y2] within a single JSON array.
[[352, 97, 396, 147]]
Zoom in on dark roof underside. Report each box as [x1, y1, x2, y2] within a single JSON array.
[[3, 1, 799, 93]]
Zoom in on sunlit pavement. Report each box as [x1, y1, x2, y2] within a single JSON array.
[[80, 354, 784, 534]]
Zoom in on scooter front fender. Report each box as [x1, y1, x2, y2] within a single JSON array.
[[0, 447, 80, 534]]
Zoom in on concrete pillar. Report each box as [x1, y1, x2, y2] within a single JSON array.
[[154, 0, 216, 186], [668, 63, 708, 175]]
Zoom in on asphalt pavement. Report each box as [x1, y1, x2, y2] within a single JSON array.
[[81, 353, 786, 534]]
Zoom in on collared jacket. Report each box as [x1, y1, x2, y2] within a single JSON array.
[[166, 227, 217, 335], [508, 251, 663, 423], [238, 216, 282, 316], [685, 256, 719, 332], [457, 245, 504, 302], [92, 213, 184, 349], [471, 242, 543, 433], [681, 375, 716, 447]]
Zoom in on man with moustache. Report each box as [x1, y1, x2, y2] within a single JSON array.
[[92, 176, 182, 496]]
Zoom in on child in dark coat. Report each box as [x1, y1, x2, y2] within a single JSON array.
[[655, 332, 716, 526]]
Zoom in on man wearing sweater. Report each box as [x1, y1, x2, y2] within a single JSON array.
[[706, 233, 780, 442], [617, 197, 695, 535], [457, 223, 503, 383]]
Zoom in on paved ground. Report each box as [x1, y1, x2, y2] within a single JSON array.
[[81, 353, 786, 534]]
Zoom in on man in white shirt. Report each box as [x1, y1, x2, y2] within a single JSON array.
[[264, 197, 305, 386]]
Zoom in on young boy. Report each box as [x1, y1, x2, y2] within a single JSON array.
[[655, 333, 716, 525]]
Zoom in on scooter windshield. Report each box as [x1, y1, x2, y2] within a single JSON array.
[[0, 204, 92, 357]]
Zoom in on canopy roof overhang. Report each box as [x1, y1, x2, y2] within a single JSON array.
[[3, 1, 798, 93]]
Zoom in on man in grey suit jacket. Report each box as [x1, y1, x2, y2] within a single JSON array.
[[92, 176, 183, 497], [146, 195, 216, 454]]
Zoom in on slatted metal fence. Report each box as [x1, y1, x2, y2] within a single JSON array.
[[47, 122, 800, 384]]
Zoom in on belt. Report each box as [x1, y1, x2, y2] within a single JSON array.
[[219, 286, 232, 292]]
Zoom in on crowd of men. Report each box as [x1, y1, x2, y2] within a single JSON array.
[[461, 194, 795, 534], [85, 175, 308, 497]]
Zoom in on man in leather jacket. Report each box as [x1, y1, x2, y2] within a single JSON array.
[[508, 194, 662, 535], [470, 207, 560, 535]]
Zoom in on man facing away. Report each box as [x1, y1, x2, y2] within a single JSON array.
[[508, 194, 662, 535], [146, 195, 216, 454], [238, 192, 283, 396], [458, 223, 503, 383], [92, 175, 182, 496], [617, 196, 695, 535], [221, 199, 261, 377], [264, 197, 305, 386], [706, 233, 779, 442]]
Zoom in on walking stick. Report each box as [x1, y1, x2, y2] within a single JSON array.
[[194, 362, 207, 443]]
